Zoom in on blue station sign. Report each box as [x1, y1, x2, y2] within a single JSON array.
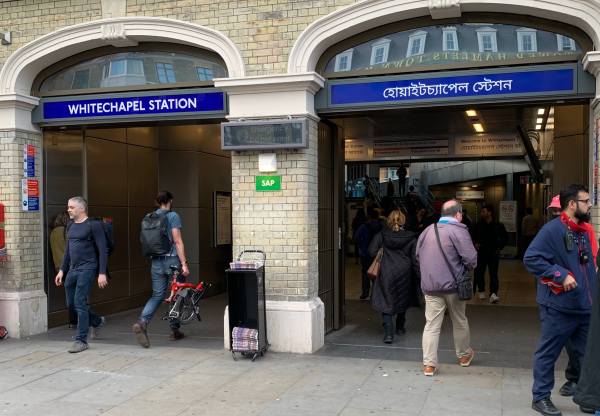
[[316, 64, 592, 111], [34, 88, 227, 125]]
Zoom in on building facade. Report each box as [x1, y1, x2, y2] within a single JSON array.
[[1, 0, 600, 353]]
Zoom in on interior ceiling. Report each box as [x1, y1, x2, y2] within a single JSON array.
[[331, 105, 545, 139]]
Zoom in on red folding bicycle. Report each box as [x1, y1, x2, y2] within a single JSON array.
[[164, 265, 210, 323]]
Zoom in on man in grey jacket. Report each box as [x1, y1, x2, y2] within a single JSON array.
[[416, 199, 478, 376]]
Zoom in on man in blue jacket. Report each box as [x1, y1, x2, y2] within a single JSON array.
[[524, 184, 597, 416]]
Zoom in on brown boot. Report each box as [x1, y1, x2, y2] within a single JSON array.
[[132, 321, 150, 348], [170, 329, 185, 340]]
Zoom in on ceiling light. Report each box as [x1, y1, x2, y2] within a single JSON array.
[[471, 184, 478, 188], [549, 107, 554, 116], [473, 123, 484, 132], [546, 123, 554, 130], [537, 108, 545, 115], [466, 109, 477, 117], [547, 117, 554, 124], [536, 118, 543, 124], [535, 124, 542, 130]]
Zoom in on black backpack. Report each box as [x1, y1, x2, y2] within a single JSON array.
[[66, 217, 115, 256], [140, 211, 172, 257]]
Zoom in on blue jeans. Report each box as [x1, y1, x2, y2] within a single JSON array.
[[140, 257, 181, 330], [65, 268, 102, 343], [532, 305, 590, 401]]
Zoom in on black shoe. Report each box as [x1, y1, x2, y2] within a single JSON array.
[[532, 398, 562, 416], [559, 380, 576, 397], [359, 294, 369, 300], [579, 405, 595, 414], [383, 323, 393, 344], [395, 327, 406, 335]]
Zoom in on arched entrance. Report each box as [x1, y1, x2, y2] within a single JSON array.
[[0, 17, 244, 338], [290, 0, 600, 358]]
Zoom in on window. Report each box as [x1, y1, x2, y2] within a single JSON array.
[[108, 59, 144, 77], [442, 27, 458, 51], [476, 27, 498, 52], [334, 49, 353, 72], [557, 34, 576, 51], [517, 28, 537, 52], [370, 38, 391, 65], [156, 62, 176, 83], [407, 31, 427, 57], [196, 66, 214, 81], [71, 69, 90, 89]]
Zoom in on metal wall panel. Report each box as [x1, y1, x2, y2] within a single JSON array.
[[44, 131, 84, 205], [88, 269, 129, 303], [131, 266, 152, 295], [129, 206, 155, 269], [86, 128, 126, 143], [128, 146, 158, 207], [88, 206, 129, 272], [86, 137, 128, 206], [127, 127, 158, 148], [158, 150, 199, 208]]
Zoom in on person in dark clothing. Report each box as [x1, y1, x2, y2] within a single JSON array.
[[573, 255, 600, 414], [355, 207, 384, 300], [351, 208, 367, 260], [461, 208, 474, 238], [524, 184, 597, 416], [473, 204, 508, 304], [55, 196, 108, 353], [368, 210, 420, 344]]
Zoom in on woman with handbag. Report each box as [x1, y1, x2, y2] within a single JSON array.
[[368, 210, 420, 344]]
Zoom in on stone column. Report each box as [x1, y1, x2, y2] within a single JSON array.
[[215, 73, 325, 353], [583, 52, 600, 233], [0, 94, 47, 338]]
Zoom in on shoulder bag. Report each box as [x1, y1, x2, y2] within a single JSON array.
[[434, 223, 473, 301], [367, 248, 384, 281]]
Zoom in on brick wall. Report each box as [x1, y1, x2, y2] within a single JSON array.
[[0, 0, 355, 76], [0, 0, 102, 71], [231, 119, 318, 301], [0, 130, 43, 292]]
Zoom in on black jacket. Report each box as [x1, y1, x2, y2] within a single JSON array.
[[573, 262, 600, 410], [474, 220, 508, 252], [368, 227, 420, 314]]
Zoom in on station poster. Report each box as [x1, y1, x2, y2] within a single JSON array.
[[213, 191, 232, 246]]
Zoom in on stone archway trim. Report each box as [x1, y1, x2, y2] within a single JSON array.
[[0, 16, 245, 96], [288, 0, 600, 74]]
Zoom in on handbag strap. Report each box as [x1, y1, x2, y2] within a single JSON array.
[[434, 223, 457, 282]]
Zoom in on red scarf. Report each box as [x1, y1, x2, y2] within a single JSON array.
[[560, 212, 589, 233]]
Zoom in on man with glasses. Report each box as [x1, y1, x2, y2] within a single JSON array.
[[524, 184, 598, 416]]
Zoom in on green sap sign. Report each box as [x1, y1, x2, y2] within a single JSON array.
[[256, 175, 281, 191]]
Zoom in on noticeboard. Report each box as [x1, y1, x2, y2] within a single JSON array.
[[221, 118, 308, 150], [213, 191, 232, 247]]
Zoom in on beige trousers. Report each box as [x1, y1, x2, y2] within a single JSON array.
[[422, 293, 471, 367]]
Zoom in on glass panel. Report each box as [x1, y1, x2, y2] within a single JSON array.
[[374, 47, 385, 64], [39, 50, 228, 94], [323, 23, 583, 75]]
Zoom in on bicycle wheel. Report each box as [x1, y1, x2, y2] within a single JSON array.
[[178, 292, 196, 323]]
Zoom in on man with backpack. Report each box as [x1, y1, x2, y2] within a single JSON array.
[[133, 191, 189, 348], [55, 196, 108, 353]]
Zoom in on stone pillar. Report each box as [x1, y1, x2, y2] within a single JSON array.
[[583, 52, 600, 233], [0, 94, 47, 338], [215, 73, 325, 353]]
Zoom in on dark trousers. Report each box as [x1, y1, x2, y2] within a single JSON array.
[[474, 250, 499, 294], [564, 339, 580, 383], [360, 256, 373, 297], [532, 305, 590, 401], [382, 312, 406, 331], [64, 268, 102, 343]]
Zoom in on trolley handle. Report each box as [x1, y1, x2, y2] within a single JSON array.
[[237, 250, 266, 265]]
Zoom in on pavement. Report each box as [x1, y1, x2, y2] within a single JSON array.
[[0, 294, 590, 416]]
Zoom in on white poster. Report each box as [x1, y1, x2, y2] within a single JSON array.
[[499, 200, 517, 233], [454, 134, 523, 157], [344, 139, 370, 161], [214, 192, 232, 246]]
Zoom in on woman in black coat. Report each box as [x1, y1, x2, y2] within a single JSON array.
[[573, 257, 600, 413], [368, 210, 420, 344]]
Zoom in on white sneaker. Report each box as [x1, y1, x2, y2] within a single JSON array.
[[489, 293, 500, 304], [478, 292, 486, 300]]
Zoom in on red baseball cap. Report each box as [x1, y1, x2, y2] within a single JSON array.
[[547, 195, 561, 209]]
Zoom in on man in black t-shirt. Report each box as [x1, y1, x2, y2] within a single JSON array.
[[55, 196, 108, 353]]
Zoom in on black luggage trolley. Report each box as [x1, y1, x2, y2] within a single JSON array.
[[226, 250, 269, 361]]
